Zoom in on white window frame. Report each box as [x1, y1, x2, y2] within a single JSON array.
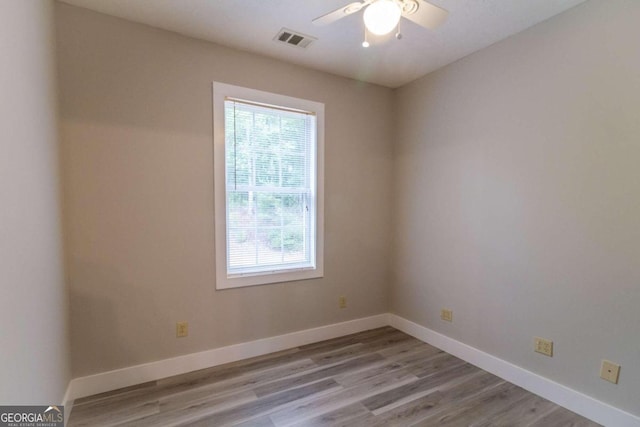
[[213, 82, 324, 289]]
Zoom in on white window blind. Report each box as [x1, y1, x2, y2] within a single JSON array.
[[224, 98, 317, 276]]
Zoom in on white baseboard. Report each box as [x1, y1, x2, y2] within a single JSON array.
[[388, 314, 640, 427], [62, 384, 74, 427], [65, 314, 388, 401], [64, 312, 639, 427]]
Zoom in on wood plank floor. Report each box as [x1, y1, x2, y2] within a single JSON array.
[[68, 327, 601, 426]]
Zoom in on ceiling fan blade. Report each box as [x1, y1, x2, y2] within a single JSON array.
[[401, 0, 449, 30], [312, 2, 365, 26]]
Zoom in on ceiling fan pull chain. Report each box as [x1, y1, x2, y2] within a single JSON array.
[[362, 25, 370, 47]]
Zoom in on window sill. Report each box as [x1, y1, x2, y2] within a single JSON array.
[[216, 266, 324, 290]]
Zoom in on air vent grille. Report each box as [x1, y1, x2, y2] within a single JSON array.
[[274, 28, 316, 48]]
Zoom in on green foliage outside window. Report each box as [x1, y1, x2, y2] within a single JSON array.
[[226, 105, 309, 254]]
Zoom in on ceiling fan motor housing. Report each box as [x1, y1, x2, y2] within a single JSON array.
[[401, 0, 420, 15]]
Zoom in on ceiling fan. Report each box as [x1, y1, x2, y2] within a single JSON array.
[[313, 0, 448, 47]]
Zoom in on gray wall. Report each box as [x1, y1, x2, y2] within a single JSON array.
[[392, 0, 640, 415], [54, 0, 640, 417], [56, 4, 393, 378], [0, 0, 70, 404]]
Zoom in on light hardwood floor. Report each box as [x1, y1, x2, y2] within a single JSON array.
[[68, 327, 600, 426]]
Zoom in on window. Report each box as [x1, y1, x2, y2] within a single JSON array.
[[213, 82, 324, 289]]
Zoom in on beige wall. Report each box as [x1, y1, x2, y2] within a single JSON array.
[[392, 0, 640, 415], [56, 3, 393, 377], [0, 1, 70, 404], [55, 0, 640, 416]]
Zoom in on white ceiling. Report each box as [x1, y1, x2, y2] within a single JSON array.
[[58, 0, 587, 88]]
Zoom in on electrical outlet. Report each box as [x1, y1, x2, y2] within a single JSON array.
[[534, 337, 553, 357], [600, 360, 620, 384], [339, 296, 347, 309], [441, 309, 453, 322], [176, 321, 188, 338]]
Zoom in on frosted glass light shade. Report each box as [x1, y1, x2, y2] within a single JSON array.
[[363, 0, 402, 35]]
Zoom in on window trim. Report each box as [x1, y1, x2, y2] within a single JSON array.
[[213, 82, 324, 290]]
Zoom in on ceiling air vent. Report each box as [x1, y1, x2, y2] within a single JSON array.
[[274, 28, 316, 49]]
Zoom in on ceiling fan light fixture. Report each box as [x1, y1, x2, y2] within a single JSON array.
[[363, 0, 402, 36]]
